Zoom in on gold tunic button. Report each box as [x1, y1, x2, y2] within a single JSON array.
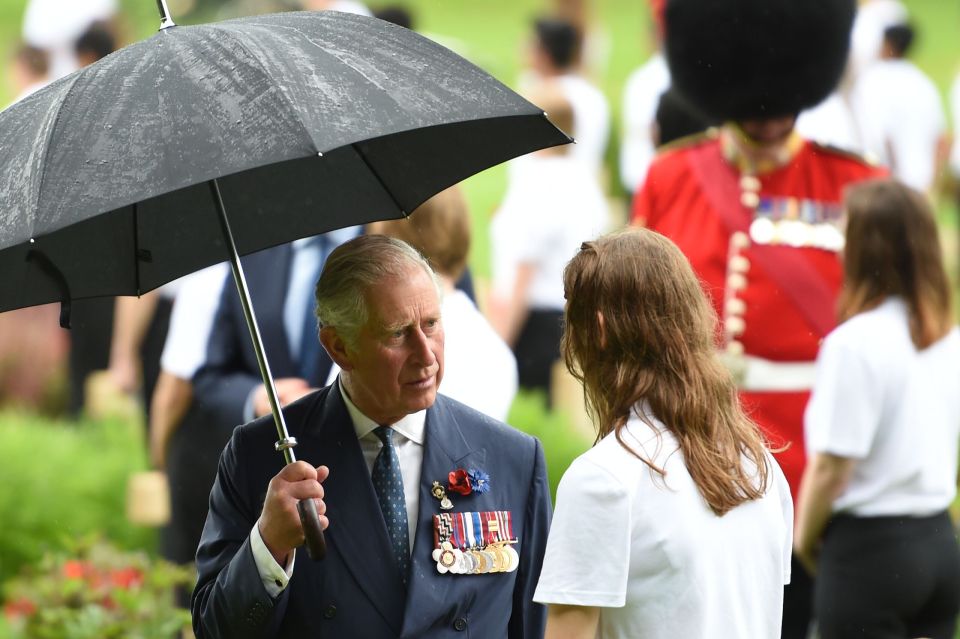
[[740, 175, 761, 192], [740, 191, 760, 209], [729, 255, 750, 273], [725, 316, 746, 336], [727, 273, 747, 291], [725, 298, 747, 316], [730, 231, 751, 250], [726, 340, 745, 356]]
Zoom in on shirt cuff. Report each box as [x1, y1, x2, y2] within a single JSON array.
[[251, 523, 295, 598]]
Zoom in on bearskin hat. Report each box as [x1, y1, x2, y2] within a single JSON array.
[[664, 0, 856, 121]]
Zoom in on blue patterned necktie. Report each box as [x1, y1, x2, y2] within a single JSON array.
[[372, 426, 410, 584]]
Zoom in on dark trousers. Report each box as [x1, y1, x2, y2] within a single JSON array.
[[783, 554, 814, 639], [514, 309, 563, 403], [815, 511, 960, 639]]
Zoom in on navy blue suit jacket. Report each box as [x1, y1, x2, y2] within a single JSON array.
[[192, 387, 551, 639], [193, 243, 316, 430]]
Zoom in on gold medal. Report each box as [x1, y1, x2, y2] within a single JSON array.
[[489, 546, 507, 573], [503, 545, 519, 572]]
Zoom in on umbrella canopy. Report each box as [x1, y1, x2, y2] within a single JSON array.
[[0, 10, 568, 314]]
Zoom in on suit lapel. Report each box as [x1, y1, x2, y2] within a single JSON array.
[[403, 397, 486, 635], [294, 387, 405, 634]]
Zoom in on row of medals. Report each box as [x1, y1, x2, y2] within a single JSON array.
[[433, 540, 520, 575]]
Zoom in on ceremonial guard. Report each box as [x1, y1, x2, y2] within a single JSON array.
[[631, 1, 886, 637]]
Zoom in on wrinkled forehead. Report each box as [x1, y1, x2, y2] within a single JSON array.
[[364, 265, 442, 328]]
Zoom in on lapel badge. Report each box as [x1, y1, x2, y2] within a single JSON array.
[[431, 481, 454, 510]]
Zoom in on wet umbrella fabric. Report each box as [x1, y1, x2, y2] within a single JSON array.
[[0, 9, 569, 559], [0, 10, 568, 314]]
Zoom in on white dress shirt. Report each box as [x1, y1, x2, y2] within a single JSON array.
[[253, 378, 425, 596]]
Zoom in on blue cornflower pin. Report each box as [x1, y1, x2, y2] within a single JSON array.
[[467, 468, 491, 494]]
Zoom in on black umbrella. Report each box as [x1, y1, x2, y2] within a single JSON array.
[[0, 3, 569, 559]]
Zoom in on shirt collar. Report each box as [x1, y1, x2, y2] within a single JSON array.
[[337, 377, 425, 445]]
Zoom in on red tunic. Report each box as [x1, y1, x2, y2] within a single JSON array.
[[632, 133, 885, 497]]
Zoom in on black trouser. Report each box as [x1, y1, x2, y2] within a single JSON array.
[[514, 309, 563, 403], [815, 511, 960, 639], [782, 554, 814, 639]]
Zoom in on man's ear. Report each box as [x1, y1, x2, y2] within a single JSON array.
[[319, 326, 354, 371], [597, 311, 607, 349]]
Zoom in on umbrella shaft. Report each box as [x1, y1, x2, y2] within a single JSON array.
[[155, 0, 176, 30], [207, 179, 296, 465]]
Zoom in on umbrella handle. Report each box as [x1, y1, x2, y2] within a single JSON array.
[[298, 498, 328, 560]]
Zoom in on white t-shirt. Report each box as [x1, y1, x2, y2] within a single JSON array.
[[850, 59, 946, 192], [557, 73, 611, 175], [490, 154, 609, 310], [159, 263, 229, 379], [796, 92, 862, 153], [534, 410, 793, 639], [438, 290, 517, 421], [805, 297, 960, 517], [619, 52, 671, 193]]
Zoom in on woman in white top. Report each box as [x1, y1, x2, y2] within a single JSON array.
[[796, 179, 960, 639], [533, 229, 793, 639]]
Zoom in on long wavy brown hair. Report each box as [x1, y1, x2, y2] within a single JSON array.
[[562, 229, 771, 516], [840, 179, 953, 349]]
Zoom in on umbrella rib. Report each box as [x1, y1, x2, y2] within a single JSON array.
[[31, 72, 86, 235], [208, 24, 319, 153], [350, 143, 406, 216]]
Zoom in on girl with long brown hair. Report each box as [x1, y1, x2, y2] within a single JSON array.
[[795, 178, 960, 639], [533, 228, 792, 639]]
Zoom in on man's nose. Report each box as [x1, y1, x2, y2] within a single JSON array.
[[409, 326, 436, 365]]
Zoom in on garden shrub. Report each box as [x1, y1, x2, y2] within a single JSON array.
[[0, 412, 156, 587]]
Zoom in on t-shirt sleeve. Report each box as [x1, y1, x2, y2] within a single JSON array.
[[533, 456, 631, 608], [774, 460, 794, 585], [804, 333, 881, 459]]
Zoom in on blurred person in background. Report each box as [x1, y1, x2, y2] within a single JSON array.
[[7, 44, 49, 105], [796, 179, 960, 639], [298, 0, 371, 16], [367, 187, 518, 422], [488, 84, 608, 406], [74, 20, 116, 67], [619, 0, 669, 195], [850, 23, 947, 194], [849, 0, 908, 81], [523, 15, 609, 177], [631, 0, 886, 635], [22, 0, 117, 80], [534, 229, 792, 639]]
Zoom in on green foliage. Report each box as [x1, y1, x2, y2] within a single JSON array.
[[0, 412, 155, 587], [506, 391, 591, 502], [1, 536, 192, 639]]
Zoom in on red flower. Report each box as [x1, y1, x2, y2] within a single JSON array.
[[62, 559, 87, 580], [447, 469, 472, 496], [110, 567, 144, 589], [3, 597, 36, 620]]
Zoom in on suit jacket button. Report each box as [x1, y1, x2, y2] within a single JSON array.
[[453, 617, 467, 631], [323, 604, 337, 619]]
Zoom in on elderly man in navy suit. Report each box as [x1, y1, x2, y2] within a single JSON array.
[[192, 235, 552, 638]]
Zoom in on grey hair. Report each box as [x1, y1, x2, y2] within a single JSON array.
[[314, 234, 441, 349]]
